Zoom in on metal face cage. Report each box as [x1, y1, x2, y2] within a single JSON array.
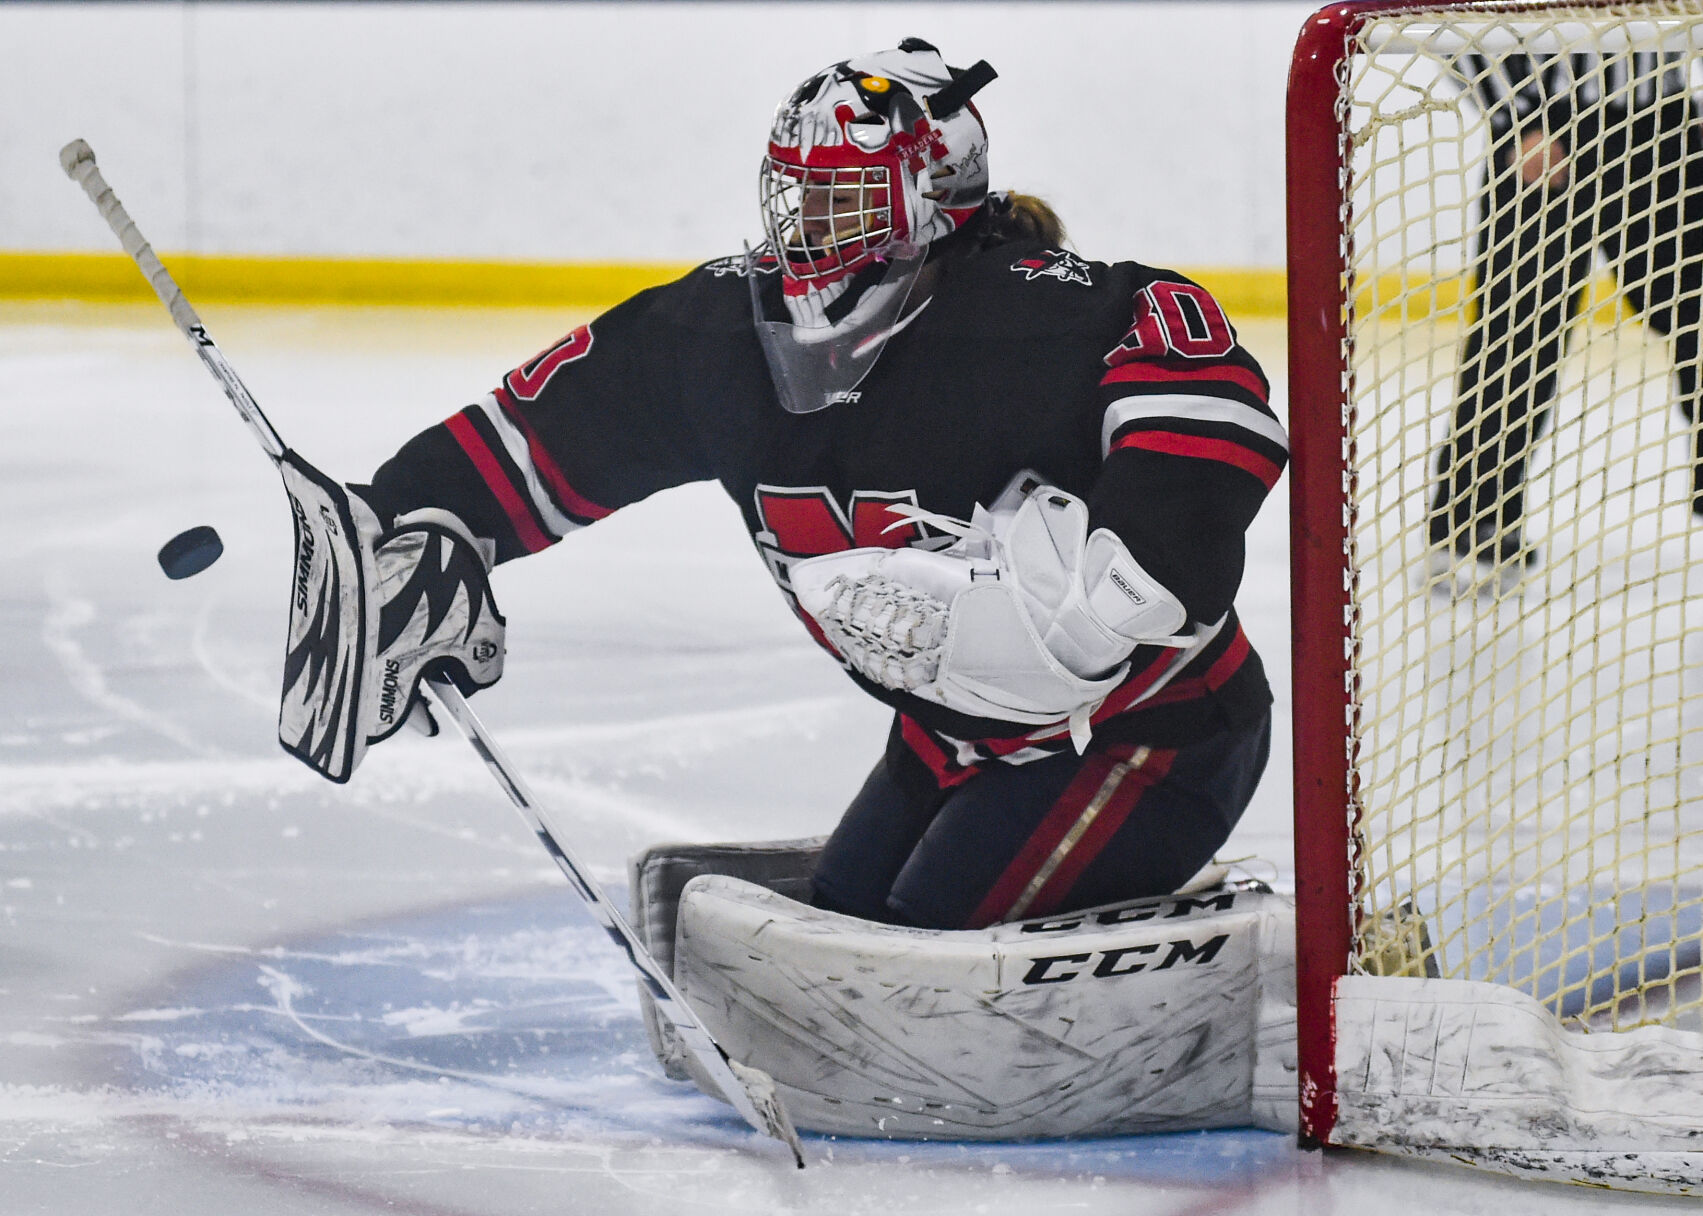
[[759, 158, 896, 284]]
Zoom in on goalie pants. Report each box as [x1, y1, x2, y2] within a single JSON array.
[[810, 708, 1271, 930]]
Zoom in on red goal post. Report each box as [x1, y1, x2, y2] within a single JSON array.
[[1286, 1, 1703, 1192], [1286, 0, 1360, 1151]]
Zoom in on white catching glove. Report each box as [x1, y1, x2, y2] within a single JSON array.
[[277, 452, 505, 783], [792, 480, 1192, 751]]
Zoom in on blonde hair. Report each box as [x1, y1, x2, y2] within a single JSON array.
[[977, 191, 1068, 248]]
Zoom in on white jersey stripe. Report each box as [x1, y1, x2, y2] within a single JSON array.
[[1100, 394, 1290, 459], [472, 394, 583, 539]]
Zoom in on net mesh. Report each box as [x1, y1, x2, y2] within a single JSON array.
[[1340, 4, 1703, 1032]]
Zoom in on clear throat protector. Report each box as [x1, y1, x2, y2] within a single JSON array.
[[750, 240, 929, 415]]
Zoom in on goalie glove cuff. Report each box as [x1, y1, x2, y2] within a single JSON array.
[[277, 452, 504, 783], [1002, 488, 1191, 679]]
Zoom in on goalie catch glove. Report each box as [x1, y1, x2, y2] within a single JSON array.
[[277, 451, 505, 783], [791, 481, 1191, 752]]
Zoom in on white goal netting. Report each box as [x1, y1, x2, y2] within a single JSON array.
[[1340, 4, 1703, 1033]]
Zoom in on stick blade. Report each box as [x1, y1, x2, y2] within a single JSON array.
[[726, 1057, 806, 1168]]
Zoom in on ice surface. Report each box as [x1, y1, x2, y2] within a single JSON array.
[[3, 303, 1684, 1214]]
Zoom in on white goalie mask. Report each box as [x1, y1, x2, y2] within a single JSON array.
[[754, 39, 996, 413]]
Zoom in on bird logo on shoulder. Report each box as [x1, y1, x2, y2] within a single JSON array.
[[705, 252, 778, 278], [1010, 249, 1094, 286]]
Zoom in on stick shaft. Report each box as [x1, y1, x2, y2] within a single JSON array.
[[60, 137, 802, 1165], [58, 139, 287, 463], [422, 678, 804, 1164]]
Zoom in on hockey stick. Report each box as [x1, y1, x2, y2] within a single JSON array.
[[59, 138, 805, 1168]]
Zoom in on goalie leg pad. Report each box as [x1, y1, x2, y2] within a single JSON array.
[[669, 874, 1298, 1140], [627, 838, 826, 1080]]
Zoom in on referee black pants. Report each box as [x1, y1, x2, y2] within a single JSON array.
[[1432, 106, 1703, 544]]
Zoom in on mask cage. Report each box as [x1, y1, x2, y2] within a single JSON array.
[[759, 159, 896, 284]]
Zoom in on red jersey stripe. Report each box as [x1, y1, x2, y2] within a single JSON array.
[[965, 647, 1180, 762], [904, 626, 1240, 773], [444, 411, 555, 554], [1112, 431, 1284, 489], [1133, 626, 1252, 710], [1100, 360, 1269, 403], [493, 388, 615, 523], [900, 715, 978, 789], [1202, 625, 1251, 688], [1086, 647, 1188, 727]]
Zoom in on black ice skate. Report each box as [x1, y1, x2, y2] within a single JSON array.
[[1424, 512, 1537, 596]]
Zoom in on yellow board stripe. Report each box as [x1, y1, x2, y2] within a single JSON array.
[[1351, 268, 1631, 325], [1185, 268, 1288, 320], [3, 251, 1294, 316], [0, 254, 1639, 324], [0, 251, 698, 309]]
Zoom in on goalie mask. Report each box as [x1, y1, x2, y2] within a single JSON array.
[[754, 38, 996, 413]]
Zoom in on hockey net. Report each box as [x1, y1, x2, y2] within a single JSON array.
[[1288, 1, 1703, 1192]]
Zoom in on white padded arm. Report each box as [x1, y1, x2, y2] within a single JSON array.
[[1003, 487, 1191, 679]]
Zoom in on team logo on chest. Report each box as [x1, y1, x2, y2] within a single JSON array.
[[1010, 249, 1094, 286], [753, 485, 929, 597]]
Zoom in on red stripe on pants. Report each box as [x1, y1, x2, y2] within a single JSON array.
[[967, 744, 1176, 928], [1021, 748, 1177, 919]]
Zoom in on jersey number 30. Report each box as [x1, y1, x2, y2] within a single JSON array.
[[505, 324, 594, 402], [1108, 282, 1234, 362]]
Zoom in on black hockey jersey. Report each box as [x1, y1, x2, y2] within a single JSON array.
[[365, 239, 1287, 786]]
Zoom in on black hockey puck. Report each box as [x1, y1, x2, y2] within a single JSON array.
[[158, 525, 224, 579]]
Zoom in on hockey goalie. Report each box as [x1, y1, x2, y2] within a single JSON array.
[[282, 40, 1296, 1138]]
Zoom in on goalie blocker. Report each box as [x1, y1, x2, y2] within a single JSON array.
[[630, 838, 1298, 1140], [277, 451, 505, 781]]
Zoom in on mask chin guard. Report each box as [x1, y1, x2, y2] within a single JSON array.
[[749, 239, 928, 414]]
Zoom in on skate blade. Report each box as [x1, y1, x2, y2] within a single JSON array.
[[1421, 546, 1528, 599]]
